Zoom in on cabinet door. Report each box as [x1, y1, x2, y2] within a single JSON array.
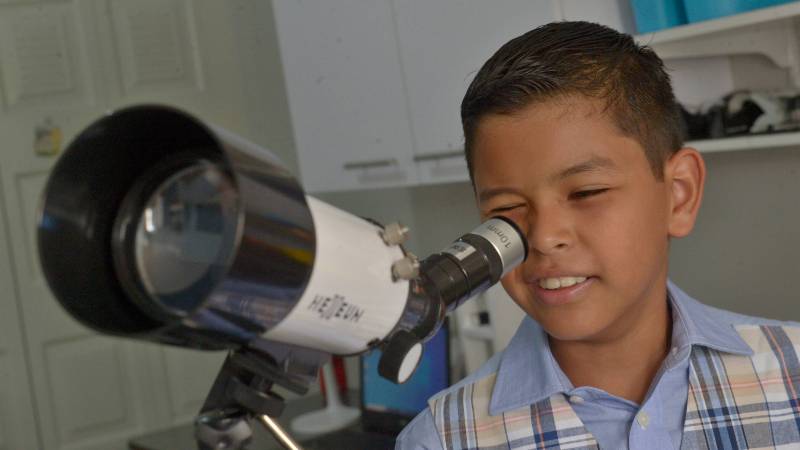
[[392, 0, 558, 184], [0, 168, 39, 450], [273, 0, 418, 193]]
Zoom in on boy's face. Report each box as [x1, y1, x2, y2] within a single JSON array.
[[472, 98, 698, 342]]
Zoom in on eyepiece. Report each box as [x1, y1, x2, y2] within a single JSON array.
[[420, 216, 527, 310], [377, 216, 527, 384]]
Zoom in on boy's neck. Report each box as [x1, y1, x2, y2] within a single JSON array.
[[548, 292, 672, 405]]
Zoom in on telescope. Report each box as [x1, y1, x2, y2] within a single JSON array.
[[37, 105, 527, 449]]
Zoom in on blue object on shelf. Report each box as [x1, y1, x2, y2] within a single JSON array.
[[631, 0, 688, 33], [684, 0, 796, 23]]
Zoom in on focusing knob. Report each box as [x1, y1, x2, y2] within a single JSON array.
[[378, 330, 423, 384], [392, 255, 420, 281], [381, 222, 410, 246]]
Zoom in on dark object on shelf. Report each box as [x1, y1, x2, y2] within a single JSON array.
[[719, 91, 768, 136], [680, 104, 711, 141], [687, 90, 800, 142]]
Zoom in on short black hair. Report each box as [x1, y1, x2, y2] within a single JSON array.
[[461, 21, 683, 183]]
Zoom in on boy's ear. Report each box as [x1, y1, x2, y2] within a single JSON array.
[[665, 147, 705, 238]]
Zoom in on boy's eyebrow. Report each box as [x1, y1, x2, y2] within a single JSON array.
[[553, 155, 618, 182]]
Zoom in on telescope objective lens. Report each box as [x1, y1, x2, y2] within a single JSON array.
[[122, 162, 240, 315]]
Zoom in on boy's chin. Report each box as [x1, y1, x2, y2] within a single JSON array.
[[529, 308, 618, 343], [543, 322, 608, 343]]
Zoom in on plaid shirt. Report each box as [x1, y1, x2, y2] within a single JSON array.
[[399, 284, 800, 449], [429, 324, 800, 449]]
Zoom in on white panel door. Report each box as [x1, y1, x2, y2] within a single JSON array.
[[88, 0, 239, 432], [273, 0, 419, 193], [99, 0, 242, 427], [3, 165, 164, 450], [0, 165, 39, 450], [0, 0, 248, 448], [148, 348, 226, 425], [392, 0, 558, 184], [0, 0, 168, 447], [100, 0, 252, 136]]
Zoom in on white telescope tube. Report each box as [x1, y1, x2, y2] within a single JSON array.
[[264, 197, 409, 354]]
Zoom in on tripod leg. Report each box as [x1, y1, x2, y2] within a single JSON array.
[[257, 414, 305, 450]]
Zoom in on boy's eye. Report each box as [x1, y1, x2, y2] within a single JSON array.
[[491, 204, 523, 213], [570, 188, 609, 200]]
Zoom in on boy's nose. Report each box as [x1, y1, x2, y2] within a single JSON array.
[[527, 209, 572, 256]]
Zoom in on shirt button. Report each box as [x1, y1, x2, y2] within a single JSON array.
[[671, 346, 678, 356], [568, 395, 585, 404], [636, 411, 650, 429]]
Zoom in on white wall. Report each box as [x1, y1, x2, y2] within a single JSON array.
[[671, 147, 800, 320]]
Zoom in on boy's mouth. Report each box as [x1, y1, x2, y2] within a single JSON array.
[[537, 276, 587, 290], [532, 276, 594, 305]]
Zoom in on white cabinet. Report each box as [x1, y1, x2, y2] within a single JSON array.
[[273, 0, 419, 193], [274, 0, 559, 191], [392, 0, 558, 184], [277, 0, 800, 189]]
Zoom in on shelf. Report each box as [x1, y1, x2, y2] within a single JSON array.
[[688, 131, 800, 153], [634, 5, 800, 155], [636, 2, 800, 46], [635, 3, 800, 85]]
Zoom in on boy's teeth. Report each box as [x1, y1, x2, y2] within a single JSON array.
[[538, 276, 587, 290]]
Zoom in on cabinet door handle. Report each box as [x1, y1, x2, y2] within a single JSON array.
[[413, 150, 463, 162], [343, 158, 398, 170]]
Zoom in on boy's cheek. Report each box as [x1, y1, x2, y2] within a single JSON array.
[[500, 269, 530, 305]]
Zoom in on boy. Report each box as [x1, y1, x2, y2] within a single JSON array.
[[396, 21, 800, 450]]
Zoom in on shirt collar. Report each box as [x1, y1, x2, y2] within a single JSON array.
[[666, 280, 752, 357], [489, 315, 565, 415], [489, 280, 753, 415]]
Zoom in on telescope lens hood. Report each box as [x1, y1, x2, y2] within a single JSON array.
[[38, 105, 233, 337]]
